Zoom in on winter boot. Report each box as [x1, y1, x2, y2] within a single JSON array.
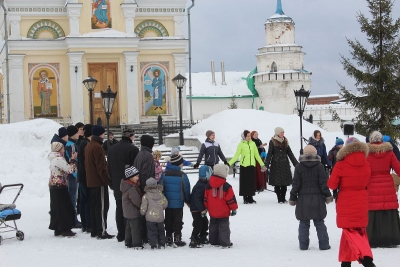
[[158, 244, 165, 249], [189, 236, 203, 248], [54, 230, 61, 237], [341, 262, 351, 267], [61, 230, 76, 237], [248, 196, 257, 204], [97, 231, 115, 240], [221, 242, 233, 249], [174, 234, 186, 247], [243, 196, 249, 204], [166, 234, 173, 246], [360, 257, 376, 267], [199, 235, 209, 245]]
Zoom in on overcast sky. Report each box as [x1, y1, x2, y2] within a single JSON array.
[[188, 0, 400, 95]]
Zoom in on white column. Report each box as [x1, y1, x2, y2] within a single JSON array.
[[67, 3, 83, 37], [172, 53, 187, 120], [9, 54, 25, 122], [121, 3, 137, 35], [174, 15, 184, 38], [67, 52, 84, 124], [9, 16, 21, 40], [123, 51, 140, 124]]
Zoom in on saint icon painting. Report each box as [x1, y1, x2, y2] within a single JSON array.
[[92, 0, 112, 29]]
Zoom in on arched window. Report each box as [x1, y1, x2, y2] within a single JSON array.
[[271, 62, 277, 72]]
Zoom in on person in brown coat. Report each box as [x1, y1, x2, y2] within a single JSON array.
[[85, 125, 114, 240]]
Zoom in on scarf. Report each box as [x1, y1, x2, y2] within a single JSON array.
[[273, 135, 284, 143]]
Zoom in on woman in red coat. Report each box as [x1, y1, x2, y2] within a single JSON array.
[[328, 137, 375, 267], [366, 131, 400, 248]]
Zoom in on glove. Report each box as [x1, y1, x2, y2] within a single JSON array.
[[332, 190, 338, 200], [325, 196, 333, 204], [193, 163, 199, 169], [201, 209, 207, 218], [289, 200, 296, 206], [224, 161, 229, 166], [230, 210, 237, 216]]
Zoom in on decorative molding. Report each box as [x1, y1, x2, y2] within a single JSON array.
[[27, 20, 65, 39], [8, 7, 67, 13], [123, 51, 140, 65], [135, 20, 169, 38], [174, 15, 184, 37], [136, 8, 185, 13]]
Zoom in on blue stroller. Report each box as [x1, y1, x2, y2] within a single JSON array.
[[0, 183, 24, 244]]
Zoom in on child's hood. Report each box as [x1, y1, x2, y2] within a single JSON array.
[[144, 185, 164, 200], [120, 180, 135, 194], [209, 175, 225, 188]]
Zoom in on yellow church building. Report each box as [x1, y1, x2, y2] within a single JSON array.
[[0, 0, 188, 126]]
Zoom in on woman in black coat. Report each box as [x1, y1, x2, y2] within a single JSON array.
[[264, 127, 298, 203], [289, 145, 333, 250]]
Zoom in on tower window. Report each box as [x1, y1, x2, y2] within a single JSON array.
[[283, 74, 285, 80], [271, 62, 277, 72]]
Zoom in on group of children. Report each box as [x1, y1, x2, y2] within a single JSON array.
[[120, 148, 238, 250]]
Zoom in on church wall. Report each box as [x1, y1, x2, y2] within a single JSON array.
[[20, 17, 70, 38], [257, 52, 304, 72], [265, 22, 295, 45]]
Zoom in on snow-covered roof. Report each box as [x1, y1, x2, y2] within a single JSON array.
[[80, 29, 136, 38], [185, 71, 254, 98], [309, 94, 340, 98]]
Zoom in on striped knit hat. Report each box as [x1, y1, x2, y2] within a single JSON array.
[[124, 165, 140, 180], [170, 154, 183, 166]]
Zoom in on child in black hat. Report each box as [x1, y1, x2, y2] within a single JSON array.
[[120, 165, 143, 249]]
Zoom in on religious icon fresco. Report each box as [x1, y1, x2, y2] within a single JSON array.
[[140, 62, 169, 116], [91, 0, 112, 29], [29, 63, 60, 118]]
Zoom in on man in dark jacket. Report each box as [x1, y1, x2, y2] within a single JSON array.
[[107, 128, 139, 242], [102, 131, 119, 154], [50, 127, 68, 146], [77, 124, 92, 233], [194, 130, 228, 169], [134, 134, 155, 193], [189, 165, 212, 248], [289, 145, 333, 251], [75, 122, 85, 148], [64, 125, 81, 228], [85, 125, 114, 240]]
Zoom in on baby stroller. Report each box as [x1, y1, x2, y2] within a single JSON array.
[[0, 183, 24, 245]]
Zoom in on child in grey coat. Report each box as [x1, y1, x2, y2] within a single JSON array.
[[140, 178, 168, 249], [121, 165, 143, 249]]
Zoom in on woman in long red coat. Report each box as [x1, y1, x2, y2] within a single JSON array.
[[328, 137, 376, 267], [366, 131, 400, 248]]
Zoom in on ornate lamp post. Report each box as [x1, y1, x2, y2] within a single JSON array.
[[82, 76, 98, 125], [172, 74, 187, 145], [101, 85, 117, 153], [294, 85, 311, 155]]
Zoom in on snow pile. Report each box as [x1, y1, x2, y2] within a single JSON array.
[[0, 119, 61, 197], [186, 109, 364, 157]]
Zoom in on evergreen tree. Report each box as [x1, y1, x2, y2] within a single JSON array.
[[228, 96, 238, 109], [339, 0, 400, 138]]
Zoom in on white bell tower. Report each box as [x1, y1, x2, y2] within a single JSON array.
[[254, 0, 311, 115]]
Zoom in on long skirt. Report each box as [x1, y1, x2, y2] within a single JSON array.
[[255, 162, 267, 192], [49, 186, 75, 232], [339, 228, 373, 262], [367, 209, 400, 248], [239, 165, 255, 196]]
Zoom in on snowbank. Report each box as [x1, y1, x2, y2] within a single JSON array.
[[186, 109, 364, 157], [0, 119, 61, 197]]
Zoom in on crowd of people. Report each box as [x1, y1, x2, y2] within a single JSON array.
[[47, 123, 400, 265]]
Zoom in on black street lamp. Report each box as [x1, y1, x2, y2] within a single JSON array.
[[101, 85, 117, 153], [172, 73, 187, 145], [294, 85, 311, 155], [82, 76, 98, 125]]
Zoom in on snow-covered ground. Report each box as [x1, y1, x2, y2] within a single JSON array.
[[0, 114, 398, 266]]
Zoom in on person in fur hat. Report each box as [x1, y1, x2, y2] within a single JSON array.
[[204, 164, 238, 248], [189, 165, 213, 248], [289, 145, 332, 251], [120, 165, 143, 249], [140, 177, 168, 249], [366, 131, 400, 248], [264, 127, 298, 203], [328, 137, 376, 267]]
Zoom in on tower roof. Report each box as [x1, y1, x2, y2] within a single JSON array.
[[267, 0, 293, 22]]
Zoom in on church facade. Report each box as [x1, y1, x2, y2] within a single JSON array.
[[0, 0, 188, 125]]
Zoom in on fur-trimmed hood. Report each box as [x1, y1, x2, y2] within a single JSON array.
[[336, 142, 369, 162], [308, 136, 325, 147], [368, 142, 393, 154], [299, 154, 321, 163], [271, 136, 289, 148]]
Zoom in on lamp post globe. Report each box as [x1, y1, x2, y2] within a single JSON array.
[[82, 76, 98, 125], [294, 85, 311, 155], [172, 74, 187, 145], [101, 85, 117, 154]]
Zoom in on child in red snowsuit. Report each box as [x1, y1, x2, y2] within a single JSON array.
[[204, 164, 238, 248]]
